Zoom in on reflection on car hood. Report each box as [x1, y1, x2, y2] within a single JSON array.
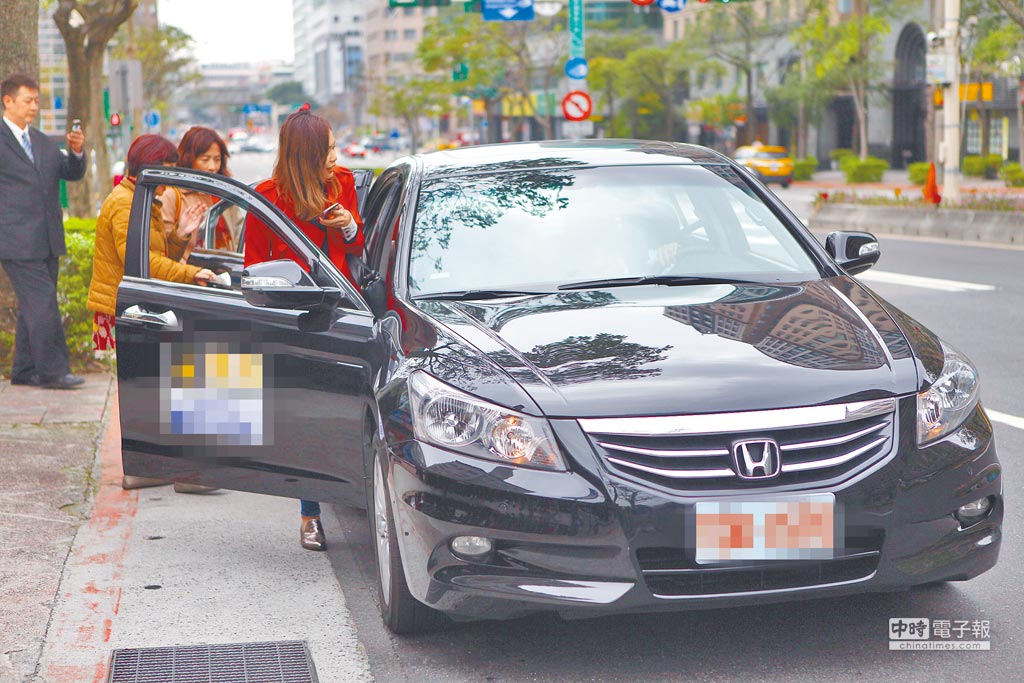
[[416, 277, 926, 418]]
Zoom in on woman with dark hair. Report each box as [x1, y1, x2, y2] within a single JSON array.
[[87, 134, 216, 489], [161, 126, 237, 257], [244, 105, 363, 551]]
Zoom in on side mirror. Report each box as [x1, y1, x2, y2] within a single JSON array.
[[241, 259, 342, 314], [825, 231, 880, 275]]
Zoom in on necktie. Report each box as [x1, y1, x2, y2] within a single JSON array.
[[21, 130, 34, 162]]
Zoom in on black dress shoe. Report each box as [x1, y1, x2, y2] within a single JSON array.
[[10, 374, 41, 386], [41, 373, 85, 390]]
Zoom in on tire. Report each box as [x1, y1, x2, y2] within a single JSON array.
[[365, 438, 447, 634], [781, 180, 791, 189]]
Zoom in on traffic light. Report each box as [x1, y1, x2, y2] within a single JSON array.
[[110, 112, 121, 126]]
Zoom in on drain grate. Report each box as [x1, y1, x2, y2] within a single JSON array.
[[107, 640, 318, 683]]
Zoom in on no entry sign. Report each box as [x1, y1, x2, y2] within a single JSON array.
[[561, 90, 593, 122]]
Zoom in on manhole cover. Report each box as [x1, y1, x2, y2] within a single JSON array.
[[107, 640, 318, 682]]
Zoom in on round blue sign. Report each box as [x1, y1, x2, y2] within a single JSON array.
[[565, 57, 589, 80], [143, 110, 161, 128], [657, 0, 683, 12]]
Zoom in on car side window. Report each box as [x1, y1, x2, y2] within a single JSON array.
[[149, 177, 319, 292]]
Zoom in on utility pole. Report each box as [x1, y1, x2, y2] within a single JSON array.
[[942, 0, 961, 203]]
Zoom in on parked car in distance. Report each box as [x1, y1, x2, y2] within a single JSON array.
[[342, 142, 367, 158], [118, 140, 1002, 635], [734, 143, 795, 188]]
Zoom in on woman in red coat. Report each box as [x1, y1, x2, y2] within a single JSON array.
[[243, 105, 364, 552]]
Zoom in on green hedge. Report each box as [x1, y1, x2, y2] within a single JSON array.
[[908, 162, 931, 186], [843, 156, 889, 183], [793, 156, 818, 181], [1000, 162, 1024, 187], [830, 148, 854, 162], [0, 217, 99, 378], [963, 155, 986, 177], [59, 218, 99, 371]]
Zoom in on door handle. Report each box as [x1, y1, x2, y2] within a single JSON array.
[[121, 305, 180, 329]]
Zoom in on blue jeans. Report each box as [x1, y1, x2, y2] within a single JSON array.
[[301, 499, 321, 517]]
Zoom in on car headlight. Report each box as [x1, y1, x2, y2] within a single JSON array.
[[408, 371, 566, 471], [916, 343, 980, 446]]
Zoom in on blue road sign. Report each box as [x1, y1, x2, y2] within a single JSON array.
[[143, 110, 161, 128], [657, 0, 684, 11], [243, 103, 272, 115], [54, 96, 63, 109], [565, 57, 589, 80], [482, 0, 534, 21]]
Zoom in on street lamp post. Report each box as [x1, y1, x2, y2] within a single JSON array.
[[941, 0, 962, 203]]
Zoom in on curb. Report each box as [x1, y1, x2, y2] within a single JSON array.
[[810, 203, 1024, 247], [36, 387, 139, 683]]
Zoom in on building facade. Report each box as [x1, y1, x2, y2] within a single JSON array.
[[292, 0, 366, 126]]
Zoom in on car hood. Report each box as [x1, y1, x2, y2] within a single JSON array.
[[414, 277, 930, 419]]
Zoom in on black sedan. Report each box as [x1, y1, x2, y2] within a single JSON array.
[[117, 140, 1002, 634]]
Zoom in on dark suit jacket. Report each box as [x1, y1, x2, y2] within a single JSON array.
[[0, 122, 87, 260]]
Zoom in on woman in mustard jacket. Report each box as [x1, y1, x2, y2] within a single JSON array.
[[87, 134, 215, 350]]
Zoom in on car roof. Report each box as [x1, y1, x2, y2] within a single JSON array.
[[413, 139, 732, 178]]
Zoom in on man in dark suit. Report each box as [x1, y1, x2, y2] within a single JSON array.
[[1, 74, 87, 389]]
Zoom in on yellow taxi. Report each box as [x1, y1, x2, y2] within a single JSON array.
[[734, 143, 794, 188]]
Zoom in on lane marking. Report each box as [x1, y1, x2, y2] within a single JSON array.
[[986, 409, 1024, 431], [858, 270, 995, 292]]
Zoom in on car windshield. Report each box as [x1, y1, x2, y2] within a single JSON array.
[[408, 164, 820, 296], [752, 151, 789, 160]]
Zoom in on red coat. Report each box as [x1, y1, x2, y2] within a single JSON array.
[[244, 166, 364, 284]]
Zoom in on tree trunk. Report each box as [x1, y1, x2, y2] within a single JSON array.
[[851, 77, 869, 159], [55, 0, 137, 217], [744, 67, 755, 146], [0, 0, 39, 80]]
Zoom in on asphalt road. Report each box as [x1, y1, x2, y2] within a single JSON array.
[[46, 154, 1020, 682]]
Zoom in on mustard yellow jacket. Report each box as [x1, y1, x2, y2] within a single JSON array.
[[87, 179, 200, 316]]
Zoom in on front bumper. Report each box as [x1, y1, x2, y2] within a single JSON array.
[[386, 402, 1002, 621]]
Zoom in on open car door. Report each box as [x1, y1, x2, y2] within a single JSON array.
[[185, 168, 377, 288], [115, 168, 384, 506]]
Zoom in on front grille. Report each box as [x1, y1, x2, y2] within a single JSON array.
[[579, 398, 896, 492], [637, 529, 884, 597]]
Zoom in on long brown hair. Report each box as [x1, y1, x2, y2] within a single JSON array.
[[273, 108, 338, 221], [177, 126, 230, 176]]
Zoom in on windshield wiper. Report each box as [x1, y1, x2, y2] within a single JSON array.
[[413, 289, 545, 301], [557, 275, 758, 291]]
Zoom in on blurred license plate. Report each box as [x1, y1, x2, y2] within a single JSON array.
[[694, 494, 835, 564]]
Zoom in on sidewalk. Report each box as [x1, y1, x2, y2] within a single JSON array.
[[0, 374, 372, 683], [0, 374, 113, 683]]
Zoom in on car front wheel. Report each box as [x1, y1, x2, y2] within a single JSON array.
[[367, 440, 446, 634]]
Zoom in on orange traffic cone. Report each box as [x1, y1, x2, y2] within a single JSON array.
[[922, 162, 941, 205]]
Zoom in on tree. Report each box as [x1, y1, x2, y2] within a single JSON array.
[[587, 31, 650, 137], [54, 0, 137, 217], [0, 0, 39, 80], [620, 43, 696, 140], [689, 3, 788, 146], [266, 80, 314, 107], [112, 22, 199, 125], [370, 77, 448, 153], [991, 0, 1024, 31], [419, 10, 566, 141]]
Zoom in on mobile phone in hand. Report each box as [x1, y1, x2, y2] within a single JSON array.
[[319, 202, 342, 219], [71, 119, 82, 133]]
